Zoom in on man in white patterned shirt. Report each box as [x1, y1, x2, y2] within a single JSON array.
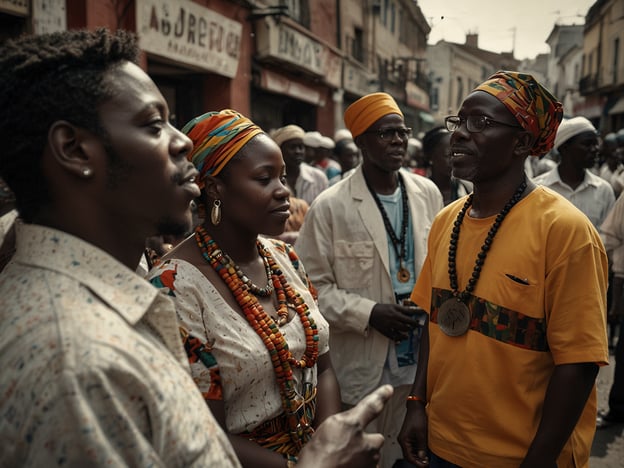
[[0, 28, 391, 467]]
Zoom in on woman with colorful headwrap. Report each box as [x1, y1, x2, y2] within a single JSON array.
[[146, 110, 339, 467], [399, 71, 608, 468]]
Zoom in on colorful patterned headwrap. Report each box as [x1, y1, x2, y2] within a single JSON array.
[[344, 92, 403, 138], [182, 109, 264, 187], [474, 71, 563, 156]]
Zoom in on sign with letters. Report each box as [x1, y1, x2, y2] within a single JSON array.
[[0, 0, 29, 16], [33, 0, 66, 34], [255, 18, 341, 88], [136, 0, 242, 78]]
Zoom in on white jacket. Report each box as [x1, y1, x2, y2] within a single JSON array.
[[296, 166, 443, 404]]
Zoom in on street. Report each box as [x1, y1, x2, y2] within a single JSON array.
[[591, 352, 624, 467]]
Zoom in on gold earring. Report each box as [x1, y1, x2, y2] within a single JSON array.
[[211, 199, 221, 226]]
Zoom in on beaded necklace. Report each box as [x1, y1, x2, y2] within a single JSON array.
[[194, 226, 319, 445], [212, 242, 273, 297], [438, 179, 527, 336], [364, 173, 411, 282]]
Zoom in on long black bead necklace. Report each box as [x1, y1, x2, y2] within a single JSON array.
[[438, 179, 527, 336], [364, 173, 411, 282]]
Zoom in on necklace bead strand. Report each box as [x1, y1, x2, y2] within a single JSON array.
[[448, 180, 527, 302], [364, 174, 411, 282]]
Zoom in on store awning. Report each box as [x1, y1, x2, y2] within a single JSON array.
[[419, 111, 435, 124], [608, 97, 624, 115]]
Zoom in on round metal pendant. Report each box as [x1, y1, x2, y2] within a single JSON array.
[[438, 299, 471, 337], [397, 267, 411, 283]]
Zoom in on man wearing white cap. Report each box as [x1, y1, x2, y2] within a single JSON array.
[[270, 125, 329, 206], [316, 136, 343, 180], [533, 116, 615, 228]]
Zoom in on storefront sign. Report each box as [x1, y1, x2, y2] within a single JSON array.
[[255, 18, 341, 88], [406, 81, 430, 110], [343, 61, 375, 96], [136, 0, 242, 78], [33, 0, 66, 34], [0, 0, 29, 16], [260, 69, 325, 106]]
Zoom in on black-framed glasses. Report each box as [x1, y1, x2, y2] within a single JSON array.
[[363, 127, 412, 141], [445, 115, 522, 133]]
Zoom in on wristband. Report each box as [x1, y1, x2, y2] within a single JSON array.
[[406, 394, 426, 404]]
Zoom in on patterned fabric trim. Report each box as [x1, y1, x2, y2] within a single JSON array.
[[430, 288, 549, 351], [180, 327, 223, 400], [238, 386, 317, 457], [149, 263, 178, 297]]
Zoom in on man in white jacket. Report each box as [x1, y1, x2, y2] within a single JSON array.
[[297, 92, 443, 468]]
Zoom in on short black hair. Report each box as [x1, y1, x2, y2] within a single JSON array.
[[0, 28, 139, 221], [422, 126, 449, 158]]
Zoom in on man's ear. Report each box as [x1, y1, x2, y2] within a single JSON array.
[[47, 120, 95, 178], [514, 131, 535, 157]]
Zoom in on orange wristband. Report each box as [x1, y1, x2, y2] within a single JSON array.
[[406, 395, 426, 404]]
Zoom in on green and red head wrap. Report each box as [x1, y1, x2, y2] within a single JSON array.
[[182, 109, 264, 188], [474, 71, 563, 156]]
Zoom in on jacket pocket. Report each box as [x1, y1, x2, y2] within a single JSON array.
[[333, 240, 374, 289]]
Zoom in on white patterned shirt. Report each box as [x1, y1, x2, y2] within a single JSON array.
[[0, 223, 240, 467]]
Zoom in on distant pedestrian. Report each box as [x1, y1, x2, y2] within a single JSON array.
[[533, 116, 615, 229], [270, 125, 328, 206]]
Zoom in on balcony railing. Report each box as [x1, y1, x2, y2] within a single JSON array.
[[579, 74, 599, 95]]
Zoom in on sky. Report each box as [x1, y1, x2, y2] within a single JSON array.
[[416, 0, 596, 60]]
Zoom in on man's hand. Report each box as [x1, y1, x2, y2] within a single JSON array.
[[370, 303, 425, 341], [398, 402, 429, 467], [297, 385, 394, 468]]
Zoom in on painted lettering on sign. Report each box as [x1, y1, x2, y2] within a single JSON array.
[[277, 27, 321, 70], [137, 0, 242, 78]]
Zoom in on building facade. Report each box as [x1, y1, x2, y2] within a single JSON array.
[[579, 0, 624, 133], [0, 0, 433, 137], [426, 34, 519, 125]]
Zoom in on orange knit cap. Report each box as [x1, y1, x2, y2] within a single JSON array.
[[344, 92, 403, 138]]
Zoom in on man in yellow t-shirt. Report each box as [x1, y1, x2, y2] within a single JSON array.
[[398, 71, 609, 468]]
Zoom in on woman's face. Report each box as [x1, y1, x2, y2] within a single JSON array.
[[217, 134, 291, 237]]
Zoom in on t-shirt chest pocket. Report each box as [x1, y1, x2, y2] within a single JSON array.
[[333, 240, 374, 289]]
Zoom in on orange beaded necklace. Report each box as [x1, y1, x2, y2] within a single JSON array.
[[194, 225, 319, 439]]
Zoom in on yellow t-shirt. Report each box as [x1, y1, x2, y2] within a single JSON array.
[[412, 186, 609, 468]]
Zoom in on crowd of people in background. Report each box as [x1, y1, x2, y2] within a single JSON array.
[[0, 27, 622, 468]]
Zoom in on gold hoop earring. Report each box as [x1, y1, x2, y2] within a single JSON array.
[[211, 199, 222, 226]]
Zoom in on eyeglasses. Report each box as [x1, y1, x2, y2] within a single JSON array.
[[445, 115, 522, 133], [363, 127, 412, 141]]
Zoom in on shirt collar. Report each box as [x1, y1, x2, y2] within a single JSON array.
[[541, 167, 602, 189], [12, 223, 159, 325]]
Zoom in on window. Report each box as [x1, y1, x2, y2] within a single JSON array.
[[390, 2, 395, 33], [280, 0, 310, 27], [382, 0, 389, 26], [614, 38, 620, 83], [431, 87, 439, 111], [352, 27, 364, 63], [456, 77, 463, 109], [398, 11, 406, 44]]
